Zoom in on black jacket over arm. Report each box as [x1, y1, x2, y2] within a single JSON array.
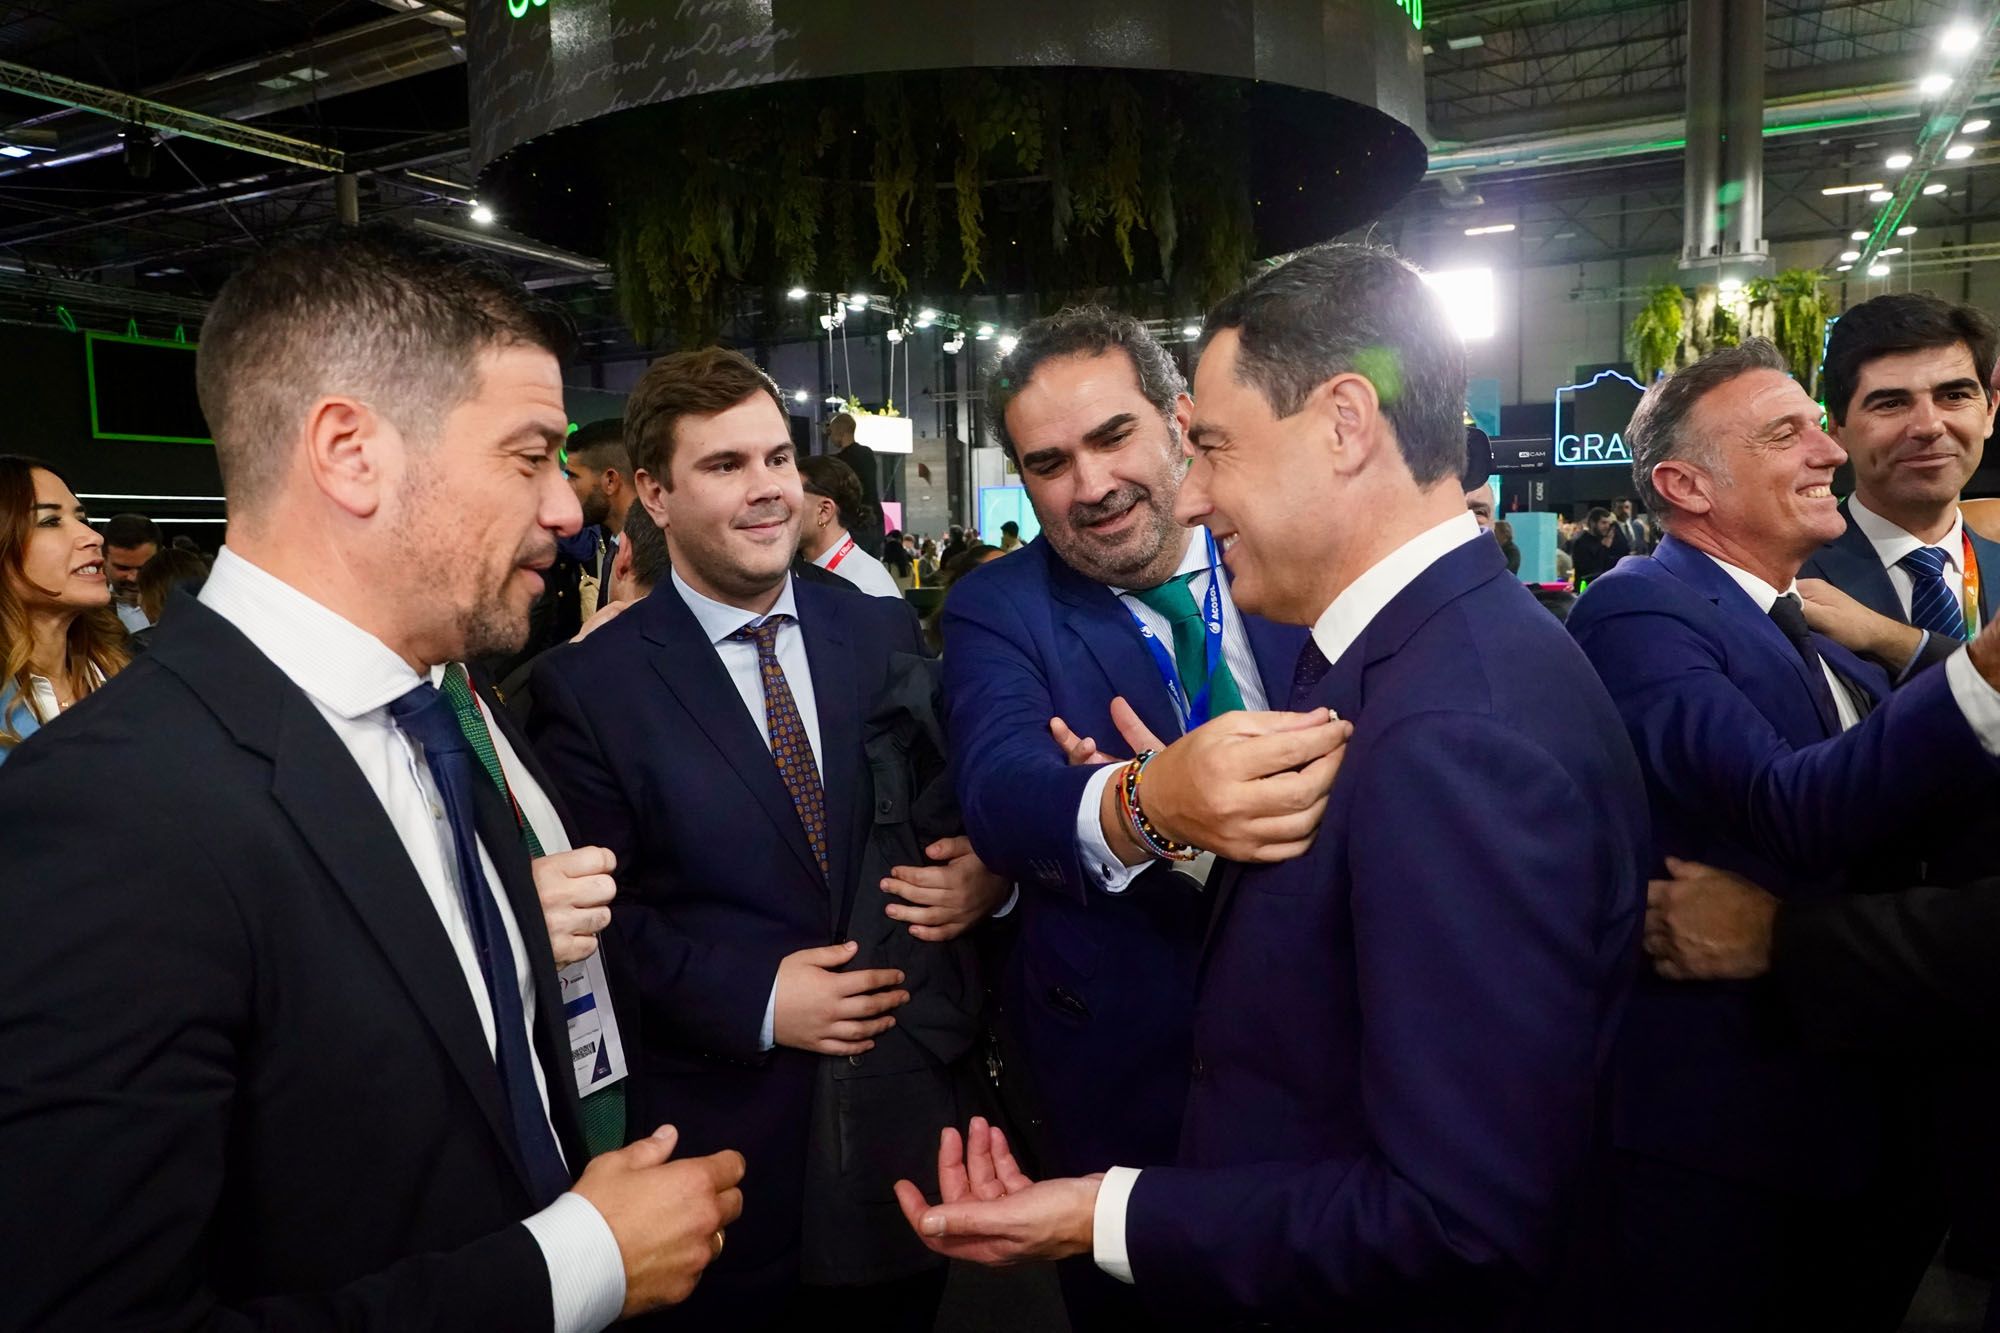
[[0, 595, 584, 1333]]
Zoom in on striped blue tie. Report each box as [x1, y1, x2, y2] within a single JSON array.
[[1900, 546, 1967, 641]]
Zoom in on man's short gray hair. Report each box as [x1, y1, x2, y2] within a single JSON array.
[[1627, 338, 1788, 519]]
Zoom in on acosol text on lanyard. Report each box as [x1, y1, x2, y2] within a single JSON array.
[[1125, 529, 1227, 732]]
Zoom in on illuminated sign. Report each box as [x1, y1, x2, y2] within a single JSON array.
[[507, 0, 547, 18], [1397, 0, 1423, 29], [1553, 368, 1645, 468]]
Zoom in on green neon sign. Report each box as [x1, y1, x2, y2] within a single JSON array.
[[508, 0, 549, 17], [1398, 0, 1422, 29]]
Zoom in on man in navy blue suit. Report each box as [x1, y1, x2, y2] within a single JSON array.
[[899, 244, 1648, 1330], [528, 348, 1007, 1331], [1566, 338, 2000, 1331], [1800, 294, 2000, 691], [941, 307, 1327, 1327]]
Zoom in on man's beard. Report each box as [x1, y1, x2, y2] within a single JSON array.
[[580, 487, 611, 528], [457, 530, 558, 659], [1049, 483, 1181, 586]]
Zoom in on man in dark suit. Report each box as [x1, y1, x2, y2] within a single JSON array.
[[898, 244, 1648, 1330], [1803, 293, 2000, 684], [496, 418, 636, 681], [829, 411, 888, 557], [1567, 338, 2000, 1331], [528, 348, 1007, 1331], [0, 227, 742, 1331], [942, 306, 1319, 1328]]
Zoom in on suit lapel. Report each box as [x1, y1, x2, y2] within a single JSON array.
[[1046, 551, 1184, 743], [639, 583, 825, 887], [1655, 535, 1831, 730], [1242, 612, 1309, 713], [798, 581, 861, 931], [1815, 505, 1904, 621]]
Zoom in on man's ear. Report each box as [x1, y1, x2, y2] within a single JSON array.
[[634, 469, 671, 529], [1649, 461, 1712, 517], [1311, 372, 1386, 479], [302, 396, 390, 519]]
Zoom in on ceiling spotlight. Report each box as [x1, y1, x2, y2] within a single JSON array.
[[786, 286, 808, 300], [885, 327, 904, 343], [1463, 223, 1517, 236], [1898, 224, 1918, 236], [914, 316, 933, 329], [1182, 323, 1201, 339], [824, 395, 845, 406], [1887, 152, 1914, 169], [1940, 22, 1980, 56], [1869, 189, 1894, 202], [1821, 182, 1885, 196], [1947, 142, 1976, 159], [919, 308, 939, 322], [470, 202, 496, 225], [942, 334, 965, 355], [1837, 264, 1854, 272], [997, 334, 1019, 355], [792, 389, 809, 403], [975, 323, 995, 340], [818, 313, 837, 331], [1840, 250, 1861, 262], [1925, 182, 1950, 194], [846, 294, 869, 311], [1882, 246, 1906, 255], [0, 144, 30, 159], [1921, 72, 1954, 96], [1868, 262, 1891, 276], [1851, 230, 1869, 240], [1965, 118, 1992, 134]]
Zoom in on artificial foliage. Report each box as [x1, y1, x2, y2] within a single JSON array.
[[1624, 270, 1828, 389], [603, 69, 1257, 344]]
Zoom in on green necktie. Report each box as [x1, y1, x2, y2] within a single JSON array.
[[442, 663, 626, 1159], [1127, 573, 1246, 725]]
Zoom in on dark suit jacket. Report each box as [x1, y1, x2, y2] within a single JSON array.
[[1123, 535, 1648, 1330], [526, 574, 927, 1317], [1568, 533, 2000, 1196], [0, 595, 585, 1332], [940, 535, 1304, 1176]]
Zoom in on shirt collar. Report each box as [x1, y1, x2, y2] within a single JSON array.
[[1700, 551, 1796, 613], [1309, 511, 1483, 667], [809, 529, 853, 571], [1847, 494, 1964, 572], [670, 566, 801, 645], [198, 547, 424, 719]]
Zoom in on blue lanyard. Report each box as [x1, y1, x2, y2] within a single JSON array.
[[1124, 529, 1227, 733]]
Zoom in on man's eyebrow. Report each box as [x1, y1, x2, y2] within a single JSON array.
[[1018, 446, 1066, 470], [1081, 413, 1137, 444]]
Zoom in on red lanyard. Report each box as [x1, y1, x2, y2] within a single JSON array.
[[825, 535, 857, 572]]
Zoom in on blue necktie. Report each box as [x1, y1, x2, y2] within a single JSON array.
[[1900, 546, 1967, 641], [389, 681, 571, 1206]]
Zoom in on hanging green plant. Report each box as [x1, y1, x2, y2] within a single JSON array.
[[1626, 283, 1686, 382], [1745, 269, 1828, 391]]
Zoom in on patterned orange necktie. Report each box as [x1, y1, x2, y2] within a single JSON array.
[[729, 616, 828, 876]]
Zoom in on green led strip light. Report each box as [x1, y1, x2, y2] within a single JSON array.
[[84, 330, 213, 446]]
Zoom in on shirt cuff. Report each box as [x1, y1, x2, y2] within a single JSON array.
[[1946, 647, 2000, 756], [524, 1191, 626, 1333], [990, 885, 1021, 919], [1092, 1165, 1142, 1285], [1895, 629, 1932, 683], [1076, 764, 1148, 895], [760, 976, 778, 1051]]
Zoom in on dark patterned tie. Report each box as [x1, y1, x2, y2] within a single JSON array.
[[1899, 546, 1968, 641], [1289, 636, 1334, 711], [388, 680, 573, 1206], [730, 616, 828, 876], [1768, 593, 1843, 733], [441, 664, 626, 1158]]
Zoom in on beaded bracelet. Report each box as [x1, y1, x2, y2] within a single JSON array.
[[1120, 749, 1201, 862]]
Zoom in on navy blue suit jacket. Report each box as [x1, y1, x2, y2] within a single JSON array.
[[1569, 533, 2000, 1194], [527, 575, 924, 1303], [941, 536, 1304, 1175], [1123, 535, 1648, 1330]]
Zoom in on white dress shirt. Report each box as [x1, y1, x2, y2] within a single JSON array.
[[115, 599, 151, 634], [1700, 549, 2000, 751], [813, 532, 904, 600], [1074, 530, 1272, 894], [1092, 510, 1482, 1283], [199, 548, 624, 1333], [669, 568, 823, 1050]]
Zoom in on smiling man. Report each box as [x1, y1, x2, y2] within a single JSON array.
[[1566, 338, 2000, 1332], [1802, 294, 2000, 678], [527, 347, 1005, 1332], [903, 245, 1648, 1331]]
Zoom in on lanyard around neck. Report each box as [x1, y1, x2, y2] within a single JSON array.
[[1123, 529, 1227, 732]]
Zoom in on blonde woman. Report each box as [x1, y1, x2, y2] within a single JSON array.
[[0, 456, 128, 761]]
